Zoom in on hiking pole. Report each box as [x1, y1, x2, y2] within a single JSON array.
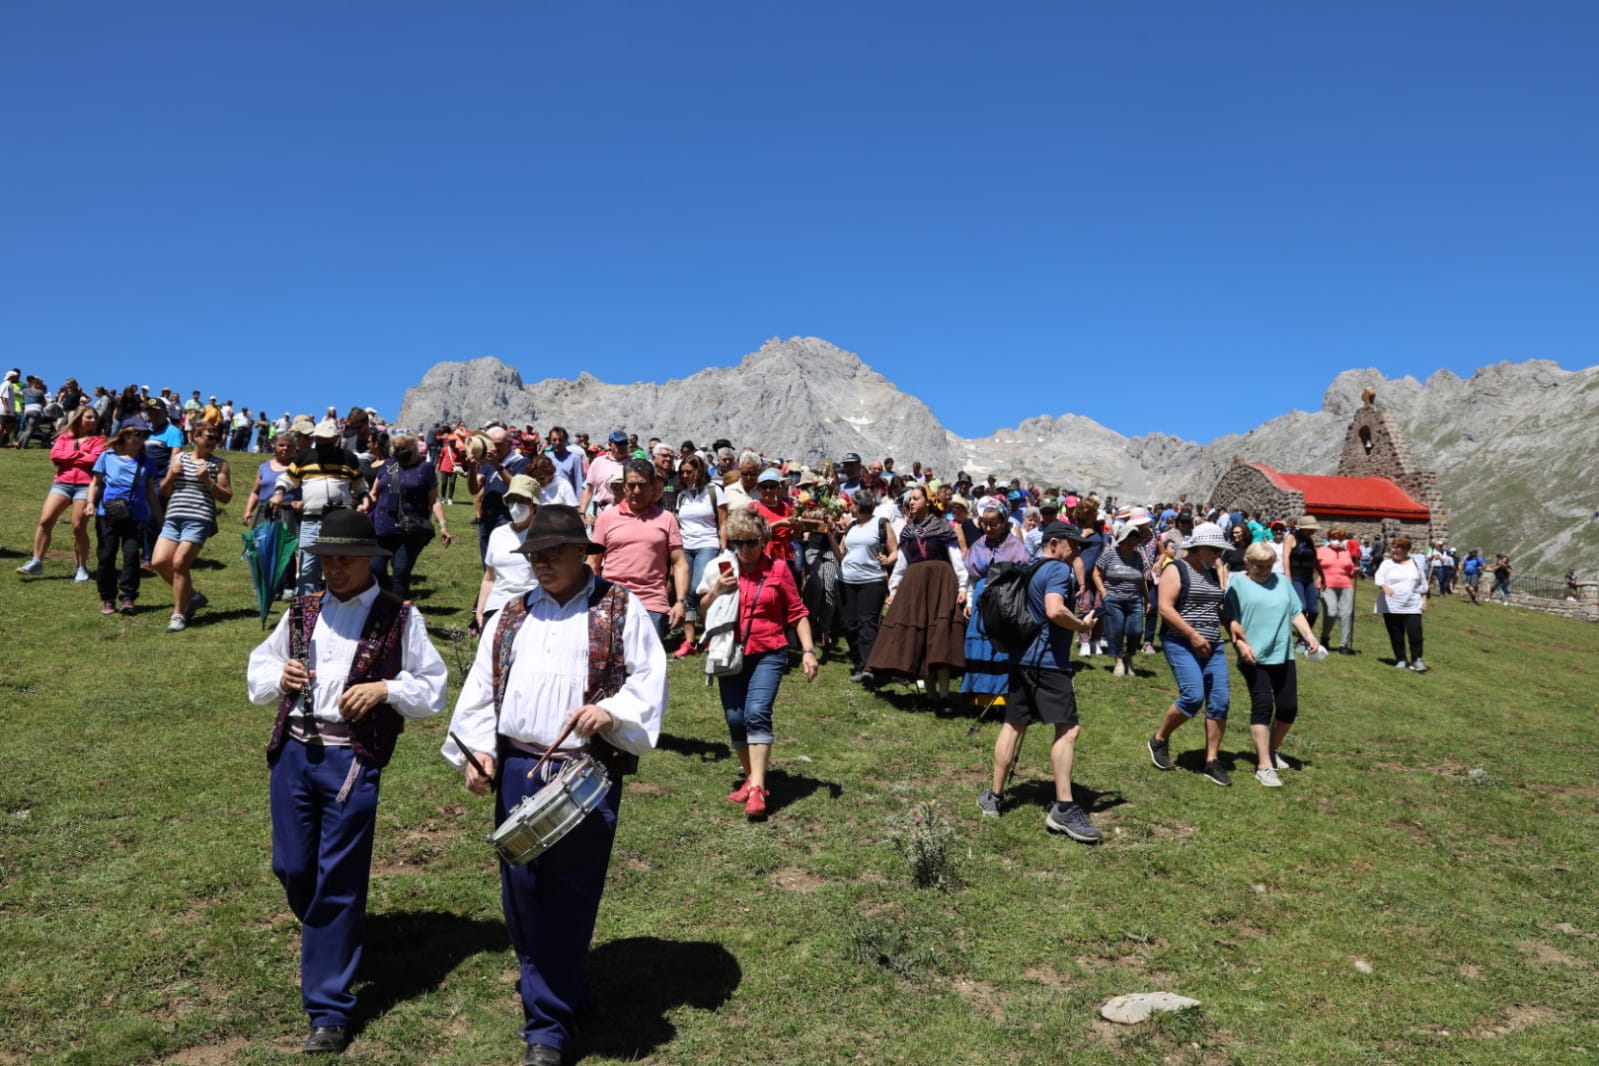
[[964, 692, 1004, 737]]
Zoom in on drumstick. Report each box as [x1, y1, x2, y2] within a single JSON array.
[[450, 732, 492, 781], [526, 717, 579, 781]]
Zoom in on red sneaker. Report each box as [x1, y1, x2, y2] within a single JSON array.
[[727, 780, 754, 803], [673, 641, 698, 659], [744, 786, 768, 819]]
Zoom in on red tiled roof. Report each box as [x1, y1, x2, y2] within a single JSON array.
[[1250, 463, 1429, 520]]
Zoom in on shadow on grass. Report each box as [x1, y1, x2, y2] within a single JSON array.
[[191, 556, 229, 571], [657, 732, 732, 763], [352, 910, 508, 1034], [187, 607, 262, 628], [581, 937, 741, 1061], [866, 687, 983, 720], [765, 767, 843, 815], [1009, 778, 1130, 815], [413, 601, 466, 618]]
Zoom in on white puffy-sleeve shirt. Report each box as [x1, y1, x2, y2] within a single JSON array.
[[246, 582, 448, 722], [441, 573, 666, 769]]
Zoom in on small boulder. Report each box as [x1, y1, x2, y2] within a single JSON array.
[[1100, 992, 1202, 1024]]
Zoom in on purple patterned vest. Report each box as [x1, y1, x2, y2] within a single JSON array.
[[265, 590, 410, 769]]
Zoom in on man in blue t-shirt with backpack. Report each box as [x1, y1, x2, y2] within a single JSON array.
[[976, 521, 1102, 843]]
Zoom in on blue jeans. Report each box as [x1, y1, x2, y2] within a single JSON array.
[[1101, 597, 1144, 660], [1291, 577, 1319, 624], [718, 650, 786, 747], [683, 546, 721, 622], [1163, 638, 1230, 720]]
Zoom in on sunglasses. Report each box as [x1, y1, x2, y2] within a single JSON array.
[[728, 539, 760, 548]]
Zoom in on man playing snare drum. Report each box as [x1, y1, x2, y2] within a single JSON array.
[[442, 504, 665, 1066], [246, 507, 448, 1054]]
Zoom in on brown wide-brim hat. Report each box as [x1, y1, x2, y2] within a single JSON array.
[[305, 507, 392, 557], [513, 504, 605, 557]]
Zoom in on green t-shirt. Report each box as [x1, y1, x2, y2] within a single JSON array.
[[1224, 572, 1300, 664]]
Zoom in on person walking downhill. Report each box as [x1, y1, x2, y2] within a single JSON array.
[[87, 419, 159, 615], [976, 521, 1102, 842], [246, 508, 448, 1055], [151, 420, 232, 632], [1226, 542, 1323, 787], [1146, 522, 1236, 786], [1316, 529, 1360, 655], [1375, 536, 1430, 672]]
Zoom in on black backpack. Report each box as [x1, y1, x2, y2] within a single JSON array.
[[979, 559, 1048, 655]]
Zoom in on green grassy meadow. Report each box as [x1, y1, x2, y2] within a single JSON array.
[[2, 446, 1597, 1065]]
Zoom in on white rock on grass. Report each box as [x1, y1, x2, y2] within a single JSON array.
[[1354, 960, 1375, 974], [1100, 992, 1202, 1024]]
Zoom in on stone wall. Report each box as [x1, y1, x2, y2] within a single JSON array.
[[1210, 462, 1302, 523], [1337, 400, 1450, 545]]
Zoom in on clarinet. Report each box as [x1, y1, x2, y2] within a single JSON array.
[[288, 596, 318, 736]]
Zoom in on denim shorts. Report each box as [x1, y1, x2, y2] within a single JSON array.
[[1163, 637, 1230, 720], [49, 480, 91, 502], [160, 514, 216, 545]]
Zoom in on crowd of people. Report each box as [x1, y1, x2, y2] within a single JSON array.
[[8, 378, 1541, 1063]]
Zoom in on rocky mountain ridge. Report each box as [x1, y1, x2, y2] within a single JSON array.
[[397, 338, 1599, 574]]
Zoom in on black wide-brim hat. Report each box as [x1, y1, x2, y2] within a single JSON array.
[[306, 507, 392, 557], [513, 504, 605, 557]]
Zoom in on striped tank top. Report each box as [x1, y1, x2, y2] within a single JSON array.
[[165, 453, 222, 527], [1174, 561, 1225, 644]]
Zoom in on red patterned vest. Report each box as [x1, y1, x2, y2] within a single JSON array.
[[490, 574, 637, 775], [265, 590, 410, 768]]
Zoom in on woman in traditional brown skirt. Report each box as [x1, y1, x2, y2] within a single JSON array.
[[866, 484, 969, 704]]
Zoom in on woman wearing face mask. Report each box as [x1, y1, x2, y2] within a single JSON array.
[[475, 475, 538, 632], [366, 433, 451, 598]]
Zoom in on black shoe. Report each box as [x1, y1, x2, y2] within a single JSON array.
[[303, 1026, 350, 1055], [524, 1044, 562, 1066], [1203, 760, 1232, 787], [1148, 736, 1173, 771]]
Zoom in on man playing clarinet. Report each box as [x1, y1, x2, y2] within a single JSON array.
[[247, 507, 448, 1054], [442, 504, 665, 1066]]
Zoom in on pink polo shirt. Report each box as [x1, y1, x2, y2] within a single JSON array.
[[592, 502, 682, 613]]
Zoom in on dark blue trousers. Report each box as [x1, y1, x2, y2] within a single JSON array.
[[269, 740, 383, 1028], [496, 751, 621, 1054]]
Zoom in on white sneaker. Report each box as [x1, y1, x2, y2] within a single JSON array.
[[167, 613, 187, 633], [1079, 643, 1093, 657], [1255, 768, 1284, 787], [1271, 751, 1290, 771], [1112, 660, 1126, 677], [16, 558, 43, 576], [1408, 659, 1428, 673], [74, 565, 91, 582], [1097, 640, 1110, 655], [1395, 661, 1408, 670]]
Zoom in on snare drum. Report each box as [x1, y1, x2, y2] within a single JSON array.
[[488, 755, 612, 866]]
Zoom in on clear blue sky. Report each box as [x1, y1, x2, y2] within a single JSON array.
[[4, 2, 1597, 444]]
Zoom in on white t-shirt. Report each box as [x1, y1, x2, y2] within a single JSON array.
[[538, 477, 578, 508], [1375, 557, 1429, 614], [482, 522, 536, 616], [674, 483, 722, 551]]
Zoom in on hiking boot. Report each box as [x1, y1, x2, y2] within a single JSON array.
[[1254, 767, 1284, 788], [976, 790, 1001, 819], [167, 613, 187, 633], [1203, 760, 1232, 787], [1408, 659, 1429, 673], [1148, 736, 1173, 771], [15, 558, 43, 576], [1044, 802, 1102, 843], [119, 597, 136, 615]]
